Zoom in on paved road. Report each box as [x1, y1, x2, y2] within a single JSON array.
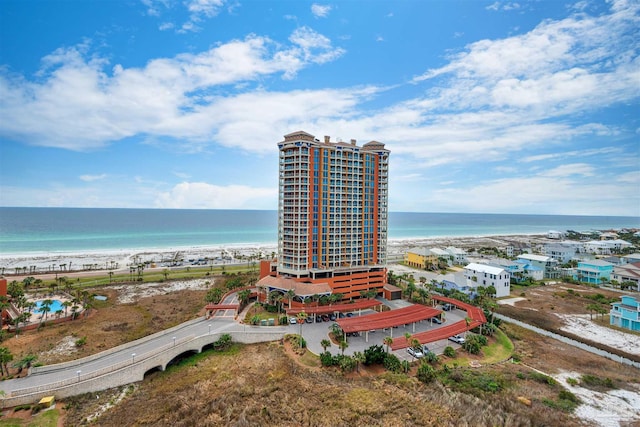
[[0, 310, 255, 395]]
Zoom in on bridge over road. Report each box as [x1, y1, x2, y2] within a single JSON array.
[[1, 317, 288, 408]]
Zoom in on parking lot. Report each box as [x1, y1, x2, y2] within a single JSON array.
[[288, 302, 467, 361]]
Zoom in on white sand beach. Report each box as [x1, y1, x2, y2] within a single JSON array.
[[0, 234, 550, 278]]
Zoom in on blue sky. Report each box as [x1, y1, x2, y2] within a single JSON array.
[[0, 0, 638, 216]]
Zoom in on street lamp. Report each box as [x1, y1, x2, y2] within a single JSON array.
[[131, 353, 136, 363], [76, 370, 81, 382], [172, 336, 176, 346]]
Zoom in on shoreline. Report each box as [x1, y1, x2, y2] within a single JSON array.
[[0, 233, 553, 274]]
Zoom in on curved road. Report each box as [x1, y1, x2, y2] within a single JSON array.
[[1, 290, 285, 396]]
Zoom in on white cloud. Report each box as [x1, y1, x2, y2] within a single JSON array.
[[186, 0, 225, 19], [541, 163, 595, 177], [0, 29, 345, 151], [79, 174, 107, 182], [311, 4, 332, 18], [427, 174, 639, 216], [155, 182, 277, 209]]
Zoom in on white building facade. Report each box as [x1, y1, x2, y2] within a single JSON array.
[[463, 263, 511, 298]]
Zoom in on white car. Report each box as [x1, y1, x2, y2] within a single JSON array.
[[289, 317, 297, 325], [448, 334, 465, 344], [407, 346, 424, 358]]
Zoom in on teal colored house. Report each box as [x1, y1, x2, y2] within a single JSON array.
[[610, 296, 640, 332], [574, 260, 613, 285]]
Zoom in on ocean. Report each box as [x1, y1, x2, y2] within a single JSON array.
[[0, 207, 638, 255]]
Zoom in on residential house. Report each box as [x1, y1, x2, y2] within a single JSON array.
[[610, 295, 640, 332], [622, 253, 640, 264], [463, 263, 511, 298], [574, 260, 614, 285], [445, 247, 468, 265], [404, 248, 437, 269], [611, 262, 640, 292], [429, 248, 453, 265], [583, 239, 632, 255], [543, 242, 579, 264], [546, 230, 564, 239], [517, 254, 560, 279]]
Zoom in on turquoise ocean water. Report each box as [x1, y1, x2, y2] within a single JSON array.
[[0, 207, 638, 255]]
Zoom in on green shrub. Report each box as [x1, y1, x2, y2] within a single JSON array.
[[75, 336, 87, 347], [383, 353, 402, 373], [443, 346, 456, 358], [529, 371, 557, 386], [424, 351, 439, 364], [363, 345, 386, 366], [566, 377, 578, 386], [320, 351, 334, 367], [416, 362, 436, 383], [580, 374, 616, 389]]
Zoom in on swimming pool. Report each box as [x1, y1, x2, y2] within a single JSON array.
[[33, 299, 64, 314]]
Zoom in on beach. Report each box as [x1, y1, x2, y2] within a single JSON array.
[[0, 234, 551, 279]]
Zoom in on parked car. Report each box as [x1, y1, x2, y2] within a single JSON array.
[[407, 346, 424, 359], [289, 317, 297, 325], [442, 303, 454, 311], [305, 316, 313, 323], [431, 317, 443, 324], [329, 313, 337, 321], [346, 312, 354, 318], [448, 334, 465, 344], [422, 345, 431, 353], [321, 314, 330, 322], [315, 315, 323, 323]]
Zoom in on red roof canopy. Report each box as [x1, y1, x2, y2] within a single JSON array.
[[286, 299, 382, 315], [336, 305, 441, 334], [390, 296, 487, 350]]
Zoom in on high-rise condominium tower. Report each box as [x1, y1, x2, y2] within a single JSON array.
[[276, 131, 390, 298]]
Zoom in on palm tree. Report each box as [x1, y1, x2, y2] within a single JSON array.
[[0, 347, 13, 377], [383, 336, 393, 353], [320, 339, 331, 353], [13, 354, 36, 375], [339, 340, 349, 356], [39, 299, 53, 323], [296, 312, 308, 346], [0, 296, 9, 329], [285, 289, 296, 309], [62, 301, 71, 317], [353, 351, 365, 373], [238, 289, 251, 305], [417, 287, 429, 305]]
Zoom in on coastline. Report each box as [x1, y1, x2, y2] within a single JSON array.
[[0, 233, 552, 275]]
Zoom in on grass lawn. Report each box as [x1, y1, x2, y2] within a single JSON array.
[[0, 408, 59, 427], [450, 329, 514, 366]]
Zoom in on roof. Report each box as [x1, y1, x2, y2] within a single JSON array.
[[390, 296, 486, 350], [256, 275, 332, 297], [517, 254, 553, 262], [465, 263, 507, 275], [578, 260, 614, 267], [286, 298, 382, 315], [336, 305, 441, 334]]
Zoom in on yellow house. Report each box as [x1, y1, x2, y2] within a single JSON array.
[[404, 248, 438, 269]]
